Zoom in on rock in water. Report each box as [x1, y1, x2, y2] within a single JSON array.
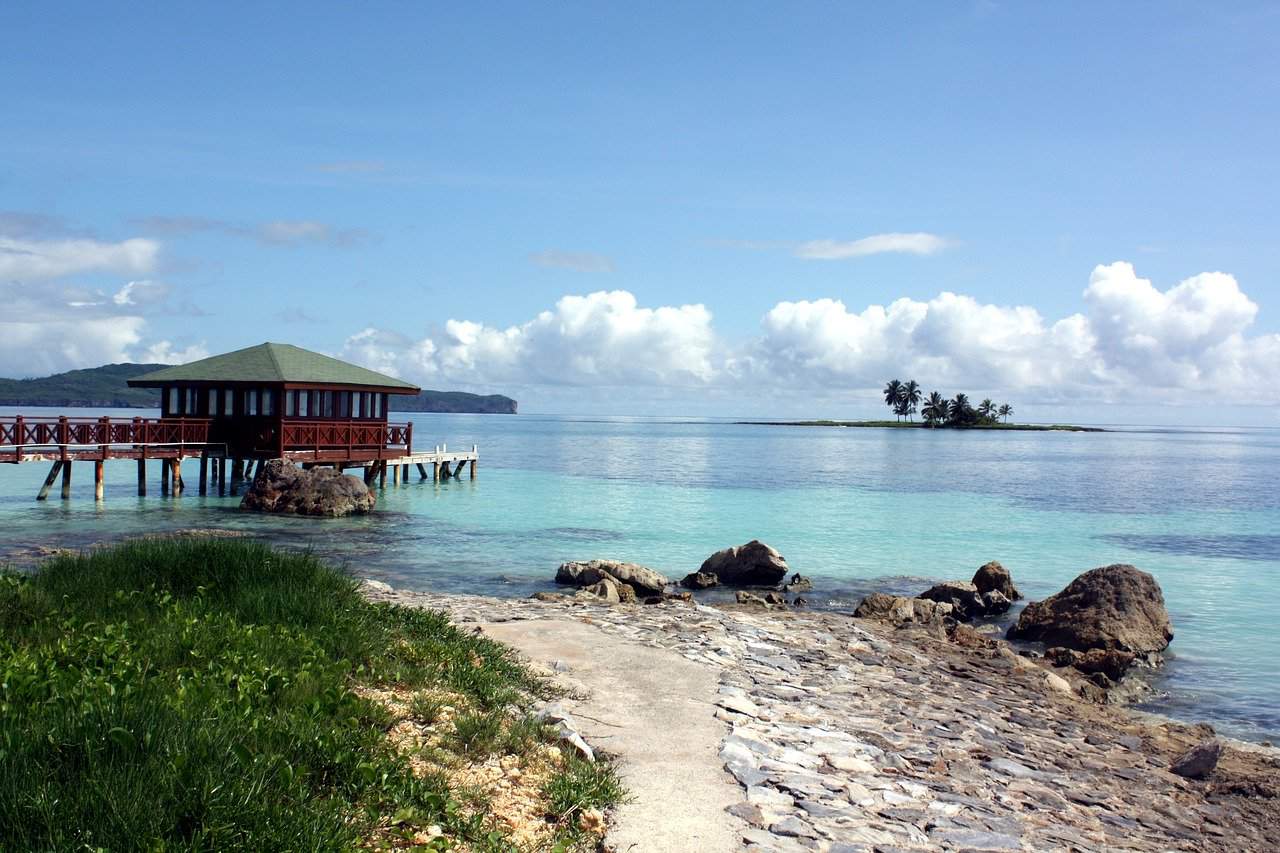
[[698, 540, 789, 586], [555, 560, 669, 597], [240, 459, 375, 517], [1170, 739, 1222, 779], [973, 560, 1021, 600], [1007, 564, 1174, 655], [918, 581, 988, 620], [681, 570, 720, 590]]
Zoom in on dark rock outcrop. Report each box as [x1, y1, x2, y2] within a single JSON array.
[[918, 581, 1011, 621], [681, 571, 720, 590], [973, 561, 1021, 601], [555, 560, 669, 597], [784, 573, 813, 592], [240, 459, 375, 517], [698, 540, 789, 587], [1170, 739, 1222, 779], [853, 593, 953, 632], [1007, 564, 1174, 656]]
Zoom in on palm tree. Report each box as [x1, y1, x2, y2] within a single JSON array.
[[883, 379, 904, 421], [998, 403, 1013, 423], [949, 393, 972, 425], [900, 380, 922, 422], [923, 391, 947, 426], [978, 399, 996, 420]]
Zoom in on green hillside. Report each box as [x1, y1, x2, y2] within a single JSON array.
[[0, 364, 518, 414]]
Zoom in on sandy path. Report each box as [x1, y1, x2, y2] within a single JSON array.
[[477, 618, 744, 852]]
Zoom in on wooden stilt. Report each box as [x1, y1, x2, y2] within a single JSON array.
[[416, 462, 429, 480], [36, 461, 63, 501], [94, 460, 104, 502], [378, 461, 387, 488], [137, 459, 147, 496], [432, 461, 439, 482], [217, 458, 226, 496], [199, 453, 208, 496], [231, 459, 245, 495], [440, 461, 452, 479], [61, 460, 72, 500], [392, 464, 399, 486], [161, 459, 171, 496], [470, 459, 476, 479], [173, 459, 184, 495]]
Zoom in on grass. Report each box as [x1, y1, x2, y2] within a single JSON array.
[[0, 538, 623, 851]]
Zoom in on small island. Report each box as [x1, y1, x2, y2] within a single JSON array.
[[739, 379, 1104, 432]]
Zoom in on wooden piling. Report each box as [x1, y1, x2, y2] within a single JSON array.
[[161, 459, 170, 496], [199, 453, 208, 496], [470, 459, 476, 479], [61, 461, 72, 500], [392, 464, 399, 486], [36, 461, 63, 501], [416, 462, 428, 480], [440, 461, 452, 479], [94, 460, 104, 501], [231, 459, 245, 495], [217, 458, 226, 496], [137, 459, 147, 496], [378, 461, 387, 488], [173, 459, 184, 495]]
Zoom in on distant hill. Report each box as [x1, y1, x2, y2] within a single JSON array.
[[391, 391, 517, 415], [0, 363, 518, 414], [0, 363, 164, 408]]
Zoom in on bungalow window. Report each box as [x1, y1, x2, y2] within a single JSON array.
[[321, 391, 334, 418], [168, 387, 178, 415], [354, 392, 364, 418], [337, 392, 349, 418], [262, 389, 276, 416], [286, 390, 297, 417], [245, 389, 258, 416], [185, 388, 198, 414], [298, 390, 310, 417], [208, 388, 218, 415], [223, 389, 234, 416], [372, 393, 382, 418]]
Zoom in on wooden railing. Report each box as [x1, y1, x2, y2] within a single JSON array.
[[278, 420, 412, 458], [0, 416, 211, 461]]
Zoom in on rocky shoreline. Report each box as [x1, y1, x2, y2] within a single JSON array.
[[362, 580, 1280, 852]]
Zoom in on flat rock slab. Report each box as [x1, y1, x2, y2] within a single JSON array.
[[476, 618, 744, 853]]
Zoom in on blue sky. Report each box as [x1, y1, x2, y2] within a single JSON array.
[[3, 3, 1279, 422]]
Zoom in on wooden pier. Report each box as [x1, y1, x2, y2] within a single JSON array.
[[1, 414, 476, 502]]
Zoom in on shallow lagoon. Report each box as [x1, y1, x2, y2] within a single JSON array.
[[2, 407, 1278, 741]]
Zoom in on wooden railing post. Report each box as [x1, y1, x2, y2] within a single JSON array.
[[98, 416, 110, 462], [58, 416, 69, 461], [406, 422, 413, 455], [14, 415, 23, 461]]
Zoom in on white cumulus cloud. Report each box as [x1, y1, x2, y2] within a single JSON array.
[[337, 263, 1280, 408]]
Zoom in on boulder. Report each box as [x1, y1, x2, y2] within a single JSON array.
[[1170, 739, 1222, 779], [1007, 564, 1174, 656], [240, 459, 375, 517], [681, 571, 720, 590], [574, 576, 623, 604], [853, 593, 953, 629], [973, 561, 1021, 601], [555, 560, 669, 597], [698, 540, 789, 587], [736, 590, 786, 608], [919, 581, 983, 618]]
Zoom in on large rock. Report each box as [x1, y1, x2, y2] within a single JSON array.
[[698, 540, 789, 587], [1170, 739, 1222, 779], [1007, 564, 1174, 655], [555, 560, 669, 597], [681, 571, 720, 590], [973, 561, 1021, 601], [853, 593, 953, 630], [918, 581, 1012, 621], [240, 459, 375, 517]]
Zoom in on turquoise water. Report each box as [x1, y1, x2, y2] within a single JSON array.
[[2, 407, 1278, 741]]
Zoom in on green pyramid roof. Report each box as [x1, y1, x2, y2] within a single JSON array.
[[127, 343, 419, 392]]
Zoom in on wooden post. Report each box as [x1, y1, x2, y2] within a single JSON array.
[[440, 461, 452, 479], [416, 463, 428, 480], [432, 461, 439, 482], [137, 459, 147, 496], [470, 459, 476, 479], [36, 461, 63, 501], [173, 458, 184, 495], [218, 458, 226, 496], [391, 464, 399, 486], [161, 459, 170, 496], [231, 459, 245, 495], [94, 460, 104, 502], [378, 461, 387, 488], [198, 453, 208, 496], [61, 460, 72, 500]]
